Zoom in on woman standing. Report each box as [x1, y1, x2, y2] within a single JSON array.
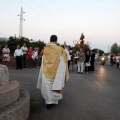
[[85, 51, 91, 74], [112, 54, 116, 67], [28, 47, 33, 68], [32, 47, 38, 68], [2, 44, 10, 66]]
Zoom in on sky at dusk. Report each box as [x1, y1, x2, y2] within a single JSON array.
[[0, 0, 120, 52]]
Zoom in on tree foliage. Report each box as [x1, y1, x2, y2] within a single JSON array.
[[6, 36, 46, 53], [0, 41, 6, 48], [110, 43, 120, 54], [92, 48, 104, 56]]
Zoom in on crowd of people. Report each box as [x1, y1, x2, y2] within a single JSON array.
[[0, 35, 120, 110], [0, 42, 120, 72], [64, 47, 96, 74], [0, 42, 96, 73], [110, 53, 120, 69], [0, 43, 43, 69]]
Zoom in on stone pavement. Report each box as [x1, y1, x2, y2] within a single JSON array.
[[9, 64, 120, 120]]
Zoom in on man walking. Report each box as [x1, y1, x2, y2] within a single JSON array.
[[37, 35, 69, 109]]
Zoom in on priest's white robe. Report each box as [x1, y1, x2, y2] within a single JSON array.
[[37, 54, 66, 104]]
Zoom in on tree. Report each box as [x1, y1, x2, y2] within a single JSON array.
[[110, 43, 119, 54], [99, 49, 104, 56], [118, 45, 120, 53], [7, 36, 31, 53], [92, 48, 98, 53], [7, 36, 46, 54], [92, 48, 104, 56], [0, 41, 6, 48]]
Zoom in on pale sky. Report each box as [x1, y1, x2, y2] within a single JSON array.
[[0, 0, 120, 52]]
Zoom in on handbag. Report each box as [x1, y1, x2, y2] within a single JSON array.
[[3, 54, 8, 58], [32, 54, 35, 59], [86, 63, 91, 66]]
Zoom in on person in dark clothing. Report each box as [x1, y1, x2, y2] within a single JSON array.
[[110, 54, 113, 66], [21, 43, 28, 68], [0, 46, 2, 62], [90, 50, 95, 71], [85, 51, 91, 74], [70, 50, 76, 71], [14, 45, 23, 70], [37, 47, 41, 67]]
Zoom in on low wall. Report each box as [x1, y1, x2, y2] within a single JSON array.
[[0, 57, 16, 68]]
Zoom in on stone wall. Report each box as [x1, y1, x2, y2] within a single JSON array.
[[0, 65, 30, 120], [0, 57, 16, 68]]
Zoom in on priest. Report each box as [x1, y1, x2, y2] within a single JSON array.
[[37, 35, 69, 109]]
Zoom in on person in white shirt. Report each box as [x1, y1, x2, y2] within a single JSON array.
[[21, 43, 28, 68], [32, 47, 38, 67], [116, 53, 120, 69], [14, 45, 23, 70], [64, 42, 71, 70]]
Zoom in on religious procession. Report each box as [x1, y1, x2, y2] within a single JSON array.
[[0, 33, 96, 108], [0, 34, 120, 120]]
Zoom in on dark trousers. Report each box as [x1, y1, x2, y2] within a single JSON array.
[[90, 62, 95, 71], [28, 58, 33, 68], [110, 60, 113, 66], [68, 60, 70, 69], [85, 66, 90, 73], [16, 56, 22, 69], [33, 59, 38, 67], [23, 54, 27, 68], [117, 62, 119, 68], [0, 55, 2, 62]]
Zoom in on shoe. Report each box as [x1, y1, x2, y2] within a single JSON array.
[[47, 104, 55, 109], [77, 72, 80, 74]]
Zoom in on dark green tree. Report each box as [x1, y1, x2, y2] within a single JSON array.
[[7, 36, 30, 53], [0, 41, 6, 48], [118, 45, 120, 53], [92, 48, 98, 53], [92, 48, 104, 56], [7, 36, 46, 54], [99, 49, 104, 56], [110, 43, 119, 54]]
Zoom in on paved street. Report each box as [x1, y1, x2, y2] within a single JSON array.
[[9, 63, 120, 120]]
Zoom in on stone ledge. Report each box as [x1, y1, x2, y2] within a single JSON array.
[[0, 80, 19, 108], [0, 89, 30, 120], [0, 82, 9, 92], [0, 64, 9, 85]]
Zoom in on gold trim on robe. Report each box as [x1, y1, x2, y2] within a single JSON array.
[[43, 44, 69, 82]]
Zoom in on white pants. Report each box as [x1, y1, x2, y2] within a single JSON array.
[[78, 62, 84, 73]]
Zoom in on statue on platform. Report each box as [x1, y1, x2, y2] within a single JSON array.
[[73, 33, 91, 52], [80, 33, 85, 44]]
